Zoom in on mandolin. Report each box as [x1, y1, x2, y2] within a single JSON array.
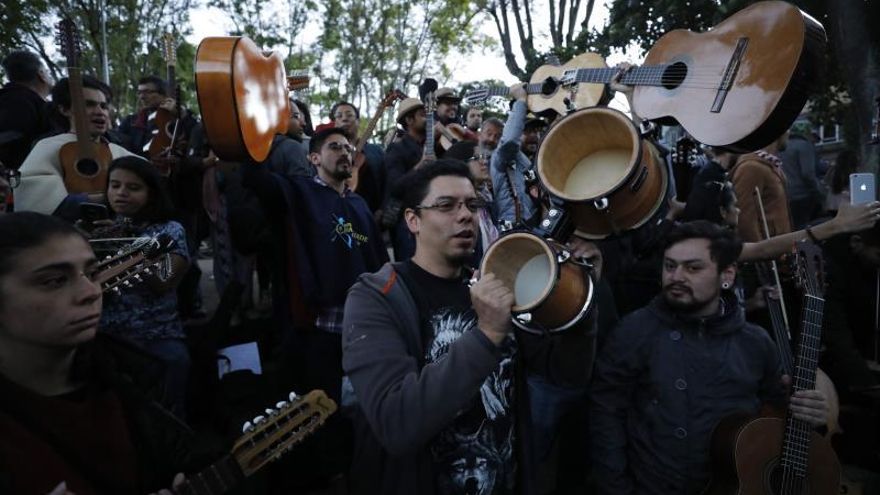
[[195, 37, 289, 163], [560, 1, 826, 152], [465, 52, 608, 116], [55, 18, 113, 194], [348, 89, 405, 192], [705, 240, 840, 495], [175, 390, 336, 495]]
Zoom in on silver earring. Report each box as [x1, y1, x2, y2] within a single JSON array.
[[721, 281, 731, 290]]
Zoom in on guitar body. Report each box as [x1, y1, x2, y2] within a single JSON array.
[[633, 1, 826, 152], [437, 122, 468, 150], [195, 37, 289, 162], [529, 52, 607, 115], [59, 140, 113, 194], [706, 416, 840, 495]]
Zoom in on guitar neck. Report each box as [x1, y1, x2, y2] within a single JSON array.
[[174, 455, 243, 495], [779, 292, 825, 480], [573, 65, 668, 87], [423, 112, 436, 160], [67, 66, 98, 156], [355, 105, 386, 155]]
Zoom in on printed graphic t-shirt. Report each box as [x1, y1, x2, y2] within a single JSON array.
[[398, 260, 516, 495]]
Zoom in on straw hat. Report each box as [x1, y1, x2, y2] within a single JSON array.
[[396, 97, 425, 123]]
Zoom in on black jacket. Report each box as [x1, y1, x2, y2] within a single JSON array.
[[0, 82, 54, 169]]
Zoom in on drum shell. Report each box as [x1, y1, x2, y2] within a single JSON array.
[[536, 107, 668, 238], [480, 232, 592, 331]]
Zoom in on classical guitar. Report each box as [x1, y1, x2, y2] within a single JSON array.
[[55, 18, 113, 194], [175, 390, 336, 495], [465, 52, 608, 116], [348, 89, 405, 192], [146, 32, 183, 168], [671, 135, 701, 202], [195, 37, 289, 162], [705, 240, 840, 495], [560, 1, 826, 152], [436, 121, 468, 151]]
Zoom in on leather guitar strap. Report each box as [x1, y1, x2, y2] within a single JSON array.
[[505, 166, 522, 225]]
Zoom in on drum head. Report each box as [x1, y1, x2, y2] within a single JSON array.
[[480, 232, 557, 312], [537, 107, 641, 201]]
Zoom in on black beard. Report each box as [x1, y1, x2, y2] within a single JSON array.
[[662, 285, 719, 315]]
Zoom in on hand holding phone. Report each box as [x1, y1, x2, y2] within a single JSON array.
[[850, 173, 876, 205]]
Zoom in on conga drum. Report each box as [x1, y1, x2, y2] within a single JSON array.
[[536, 107, 668, 238], [480, 231, 595, 334]]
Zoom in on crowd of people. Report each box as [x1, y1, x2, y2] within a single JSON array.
[[2, 42, 880, 495]]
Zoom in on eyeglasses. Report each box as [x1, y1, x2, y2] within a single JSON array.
[[325, 142, 354, 154], [334, 111, 357, 119], [415, 197, 486, 213]]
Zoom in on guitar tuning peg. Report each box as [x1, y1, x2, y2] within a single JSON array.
[[105, 255, 113, 260], [253, 415, 266, 425], [288, 392, 298, 402], [265, 408, 277, 416], [276, 401, 288, 410], [242, 421, 254, 433], [143, 268, 152, 275], [112, 287, 120, 294], [122, 281, 131, 287], [133, 274, 142, 281]]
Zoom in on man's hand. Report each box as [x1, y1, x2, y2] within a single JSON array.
[[158, 98, 179, 117], [148, 472, 186, 495], [609, 62, 635, 94], [831, 200, 880, 235], [471, 272, 514, 346], [782, 375, 829, 427], [508, 83, 527, 102], [567, 236, 603, 281]]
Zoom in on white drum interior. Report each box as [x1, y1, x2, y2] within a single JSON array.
[[563, 149, 632, 198], [514, 254, 553, 307]]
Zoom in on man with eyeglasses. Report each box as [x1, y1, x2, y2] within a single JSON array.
[[16, 76, 133, 220], [242, 126, 387, 489], [331, 101, 386, 214], [261, 97, 312, 179], [343, 159, 600, 495], [117, 75, 196, 159]]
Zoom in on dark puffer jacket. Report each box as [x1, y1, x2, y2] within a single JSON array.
[[589, 293, 785, 495]]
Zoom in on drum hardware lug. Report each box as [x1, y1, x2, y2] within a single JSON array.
[[499, 220, 515, 232], [556, 250, 571, 264], [534, 206, 573, 241], [629, 165, 649, 192], [638, 120, 657, 137], [593, 197, 609, 211]]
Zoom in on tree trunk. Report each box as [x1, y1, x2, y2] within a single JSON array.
[[827, 0, 880, 171]]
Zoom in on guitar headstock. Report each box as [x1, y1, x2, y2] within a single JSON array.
[[673, 136, 701, 168], [287, 71, 310, 92], [419, 78, 438, 114], [465, 88, 490, 106], [794, 240, 825, 298], [94, 234, 177, 293], [162, 32, 177, 68], [55, 17, 81, 67], [381, 89, 407, 108], [232, 390, 337, 476]]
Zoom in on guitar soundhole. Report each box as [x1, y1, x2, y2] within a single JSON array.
[[661, 62, 688, 90], [75, 158, 100, 177]]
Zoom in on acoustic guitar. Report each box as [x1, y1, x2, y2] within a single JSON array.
[[194, 37, 289, 162], [705, 240, 840, 495], [420, 78, 439, 162], [175, 390, 336, 495], [146, 32, 183, 167], [464, 52, 608, 116], [348, 89, 405, 192], [55, 18, 113, 194], [559, 1, 826, 153]]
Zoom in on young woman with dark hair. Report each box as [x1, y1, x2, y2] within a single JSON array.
[[0, 212, 198, 494], [89, 156, 192, 418]]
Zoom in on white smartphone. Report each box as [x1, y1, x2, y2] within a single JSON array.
[[850, 173, 876, 205]]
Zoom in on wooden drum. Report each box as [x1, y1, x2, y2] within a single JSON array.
[[480, 231, 594, 334], [536, 107, 668, 238]]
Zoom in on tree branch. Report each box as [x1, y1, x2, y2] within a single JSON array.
[[567, 0, 581, 46]]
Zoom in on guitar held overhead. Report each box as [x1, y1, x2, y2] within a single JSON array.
[[55, 18, 113, 194], [573, 1, 825, 153], [195, 37, 289, 163], [348, 89, 406, 192], [465, 52, 608, 117]]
